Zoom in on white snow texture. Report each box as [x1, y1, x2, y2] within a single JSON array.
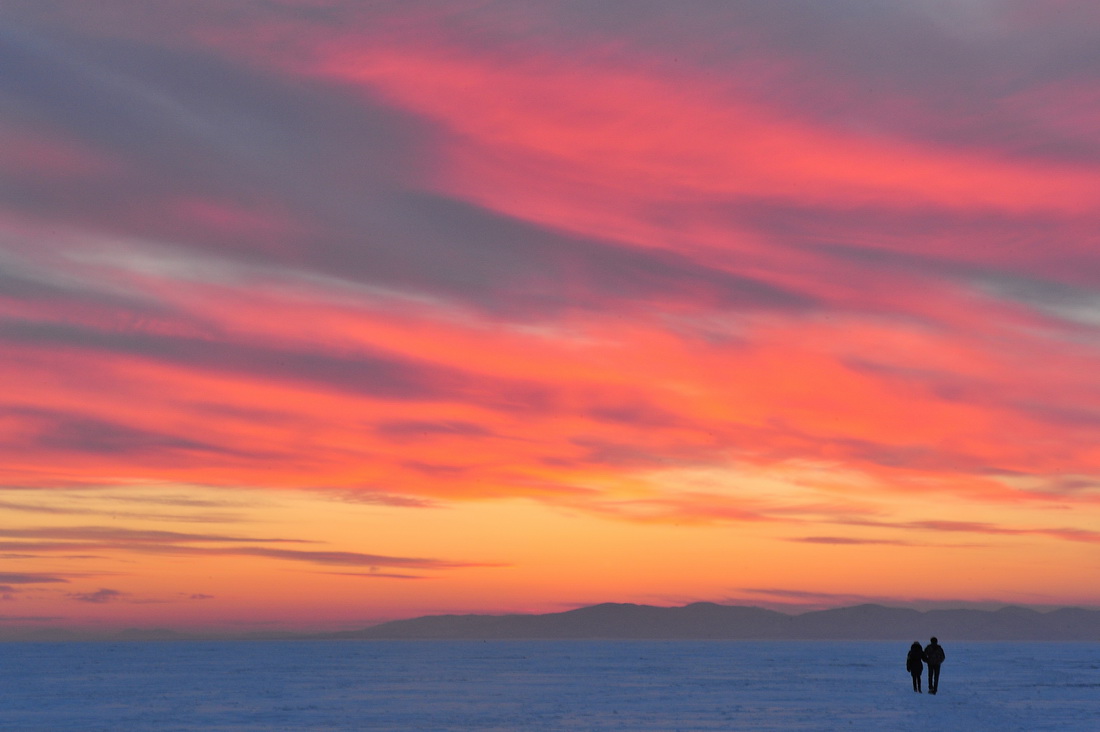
[[5, 640, 1098, 730]]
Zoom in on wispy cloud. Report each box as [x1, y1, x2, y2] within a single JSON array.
[[0, 526, 308, 544], [325, 572, 431, 581], [67, 588, 126, 604], [841, 517, 1100, 544], [214, 546, 490, 570], [0, 525, 493, 571], [789, 536, 915, 546], [0, 497, 239, 524], [0, 572, 70, 584], [310, 488, 441, 509], [737, 587, 889, 606]]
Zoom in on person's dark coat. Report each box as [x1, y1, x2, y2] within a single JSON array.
[[924, 641, 945, 666], [906, 645, 924, 674]]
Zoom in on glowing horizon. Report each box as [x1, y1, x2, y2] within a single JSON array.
[[2, 1, 1100, 632]]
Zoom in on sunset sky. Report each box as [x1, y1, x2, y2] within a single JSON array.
[[2, 0, 1100, 633]]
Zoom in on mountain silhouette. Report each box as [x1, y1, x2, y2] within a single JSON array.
[[3, 602, 1097, 641], [338, 602, 1100, 641]]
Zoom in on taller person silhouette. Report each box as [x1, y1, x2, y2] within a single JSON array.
[[923, 637, 946, 694]]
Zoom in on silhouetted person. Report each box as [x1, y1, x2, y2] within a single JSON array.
[[923, 636, 945, 694], [906, 641, 924, 692]]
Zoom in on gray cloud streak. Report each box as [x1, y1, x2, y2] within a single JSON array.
[[0, 572, 70, 584], [0, 526, 493, 571], [0, 526, 308, 544], [0, 23, 815, 322]]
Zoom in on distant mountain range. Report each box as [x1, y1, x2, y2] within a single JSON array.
[[5, 603, 1099, 641], [332, 602, 1100, 642]]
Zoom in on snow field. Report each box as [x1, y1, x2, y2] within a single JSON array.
[[3, 640, 1098, 730]]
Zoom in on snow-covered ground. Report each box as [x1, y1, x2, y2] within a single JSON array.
[[5, 640, 1098, 730]]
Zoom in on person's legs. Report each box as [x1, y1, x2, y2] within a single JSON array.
[[912, 671, 921, 692], [928, 664, 939, 693]]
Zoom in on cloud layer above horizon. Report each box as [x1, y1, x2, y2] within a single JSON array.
[[2, 0, 1099, 628]]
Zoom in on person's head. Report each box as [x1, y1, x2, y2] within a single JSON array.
[[930, 636, 938, 644], [911, 641, 922, 650]]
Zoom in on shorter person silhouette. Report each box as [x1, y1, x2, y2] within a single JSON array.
[[923, 636, 945, 694], [906, 641, 924, 692]]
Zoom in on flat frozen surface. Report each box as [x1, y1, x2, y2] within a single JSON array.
[[4, 640, 1098, 731]]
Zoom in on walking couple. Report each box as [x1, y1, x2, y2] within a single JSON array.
[[906, 637, 946, 694]]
